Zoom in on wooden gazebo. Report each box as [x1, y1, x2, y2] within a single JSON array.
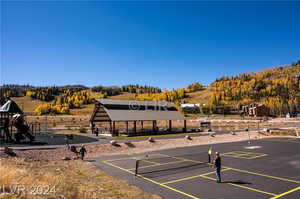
[[90, 99, 186, 135]]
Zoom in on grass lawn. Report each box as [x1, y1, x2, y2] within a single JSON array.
[[0, 158, 161, 199], [11, 92, 135, 116], [12, 96, 45, 115]]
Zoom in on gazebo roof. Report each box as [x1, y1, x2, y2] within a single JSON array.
[[91, 99, 185, 122]]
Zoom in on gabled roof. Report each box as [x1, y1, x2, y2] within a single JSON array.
[[0, 100, 23, 114], [91, 99, 185, 122], [96, 99, 176, 107]]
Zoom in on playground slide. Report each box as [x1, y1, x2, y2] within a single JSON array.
[[13, 122, 35, 143]]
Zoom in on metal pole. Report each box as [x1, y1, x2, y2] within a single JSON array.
[[45, 115, 48, 132], [135, 159, 139, 176], [247, 124, 251, 144]]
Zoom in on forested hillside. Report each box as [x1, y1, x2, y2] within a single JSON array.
[[1, 61, 299, 116], [0, 84, 177, 115], [210, 62, 300, 115]]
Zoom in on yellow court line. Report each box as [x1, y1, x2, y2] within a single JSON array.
[[247, 154, 268, 159], [223, 152, 245, 155], [161, 168, 232, 185], [222, 153, 268, 159], [128, 160, 187, 170], [200, 175, 277, 197], [231, 151, 251, 154], [102, 160, 201, 199], [226, 167, 300, 184], [232, 154, 267, 160], [200, 168, 232, 177], [238, 151, 267, 156], [270, 186, 300, 199], [222, 154, 252, 159], [224, 151, 252, 155], [234, 155, 255, 158], [222, 154, 239, 157], [223, 154, 251, 158], [137, 159, 161, 165], [105, 157, 136, 162], [227, 151, 267, 156], [227, 151, 267, 155]]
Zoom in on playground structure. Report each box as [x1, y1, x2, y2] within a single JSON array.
[[0, 100, 38, 144]]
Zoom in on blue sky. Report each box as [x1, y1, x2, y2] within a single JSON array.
[[1, 1, 299, 89]]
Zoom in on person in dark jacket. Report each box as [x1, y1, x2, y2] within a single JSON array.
[[214, 152, 222, 183], [79, 145, 87, 160]]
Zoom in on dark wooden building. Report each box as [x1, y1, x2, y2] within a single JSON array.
[[242, 103, 269, 117], [90, 99, 186, 136]]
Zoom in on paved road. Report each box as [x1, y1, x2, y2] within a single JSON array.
[[92, 138, 300, 199], [0, 133, 110, 150]]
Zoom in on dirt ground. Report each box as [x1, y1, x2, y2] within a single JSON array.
[[0, 158, 162, 199], [1, 130, 294, 161]]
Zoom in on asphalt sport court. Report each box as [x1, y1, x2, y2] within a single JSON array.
[[94, 138, 300, 199]]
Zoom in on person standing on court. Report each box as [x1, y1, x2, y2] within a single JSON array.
[[79, 145, 87, 160], [214, 152, 222, 183]]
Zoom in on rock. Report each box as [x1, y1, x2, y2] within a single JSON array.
[[231, 131, 236, 135], [72, 156, 79, 160], [62, 157, 71, 161], [269, 130, 273, 134], [124, 141, 135, 148], [148, 137, 155, 142], [185, 135, 192, 140], [110, 140, 117, 145], [4, 147, 13, 155]]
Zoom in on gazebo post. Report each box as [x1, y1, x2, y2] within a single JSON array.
[[112, 121, 115, 135], [90, 121, 94, 134], [133, 121, 137, 133], [169, 120, 172, 131], [126, 121, 129, 134], [183, 120, 187, 132], [152, 120, 156, 132], [141, 121, 144, 131], [109, 121, 112, 134]]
